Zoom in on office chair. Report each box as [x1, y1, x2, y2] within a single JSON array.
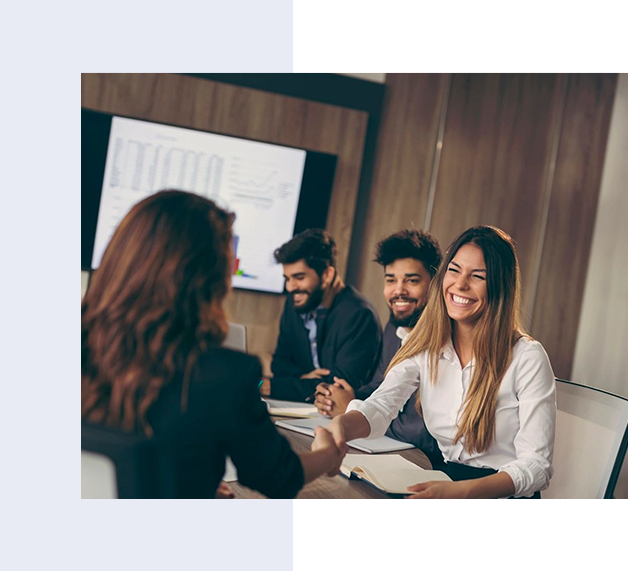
[[81, 423, 177, 499], [81, 271, 90, 300], [223, 322, 247, 352], [543, 379, 628, 499], [220, 322, 248, 482], [82, 450, 117, 498]]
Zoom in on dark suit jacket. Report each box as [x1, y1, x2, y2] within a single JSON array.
[[270, 285, 382, 401], [84, 348, 304, 499]]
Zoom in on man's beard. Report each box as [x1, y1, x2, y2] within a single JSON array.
[[389, 303, 424, 328], [292, 285, 325, 314]]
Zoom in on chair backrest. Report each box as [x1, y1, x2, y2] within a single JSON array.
[[81, 423, 177, 499], [81, 271, 90, 300], [543, 379, 628, 499], [223, 322, 247, 352], [81, 451, 118, 499]]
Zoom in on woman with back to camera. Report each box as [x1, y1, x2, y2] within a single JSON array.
[[82, 190, 342, 498], [326, 226, 556, 498]]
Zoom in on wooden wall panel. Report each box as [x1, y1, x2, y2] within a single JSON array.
[[81, 74, 368, 366], [350, 73, 617, 380], [531, 74, 617, 379], [353, 74, 448, 322], [429, 74, 564, 317], [572, 73, 628, 399]]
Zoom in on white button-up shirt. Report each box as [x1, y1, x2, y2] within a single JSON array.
[[346, 337, 556, 497]]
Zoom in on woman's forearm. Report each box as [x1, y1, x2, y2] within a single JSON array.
[[338, 410, 371, 441], [460, 471, 516, 499]]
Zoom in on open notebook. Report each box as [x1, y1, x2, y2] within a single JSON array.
[[274, 417, 414, 453], [263, 398, 319, 418], [341, 454, 451, 494]]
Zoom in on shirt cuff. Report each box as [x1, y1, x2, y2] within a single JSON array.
[[346, 399, 389, 439], [499, 457, 552, 498]]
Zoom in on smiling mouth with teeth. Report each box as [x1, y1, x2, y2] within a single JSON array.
[[451, 293, 474, 305], [390, 299, 417, 314]]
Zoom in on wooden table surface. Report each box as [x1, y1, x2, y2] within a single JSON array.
[[230, 418, 432, 499]]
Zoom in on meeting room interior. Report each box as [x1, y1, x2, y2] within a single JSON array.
[[81, 72, 628, 500]]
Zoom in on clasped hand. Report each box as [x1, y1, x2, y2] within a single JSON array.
[[314, 377, 354, 417]]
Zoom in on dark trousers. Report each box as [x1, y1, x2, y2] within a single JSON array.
[[435, 461, 541, 499]]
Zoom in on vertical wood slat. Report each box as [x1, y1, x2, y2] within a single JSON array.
[[531, 74, 618, 379], [81, 73, 369, 364], [352, 74, 448, 322], [429, 74, 564, 316], [572, 73, 628, 398]]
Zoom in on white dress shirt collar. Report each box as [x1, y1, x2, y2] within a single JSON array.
[[396, 326, 410, 343]]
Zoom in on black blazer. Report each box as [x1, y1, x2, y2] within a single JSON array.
[[84, 348, 305, 499], [270, 285, 382, 401]]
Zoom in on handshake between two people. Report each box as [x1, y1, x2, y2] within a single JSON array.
[[310, 416, 349, 477], [309, 374, 354, 477]]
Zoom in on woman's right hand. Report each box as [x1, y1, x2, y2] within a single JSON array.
[[325, 416, 349, 456], [312, 426, 344, 476]]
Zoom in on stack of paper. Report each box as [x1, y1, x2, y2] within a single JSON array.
[[263, 398, 320, 418]]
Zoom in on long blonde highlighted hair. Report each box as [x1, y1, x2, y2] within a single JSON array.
[[386, 226, 527, 454]]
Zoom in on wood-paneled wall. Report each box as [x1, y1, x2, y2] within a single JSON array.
[[430, 74, 565, 316], [82, 73, 617, 380], [531, 74, 617, 376], [82, 74, 369, 366], [352, 74, 448, 319], [573, 73, 628, 401], [352, 73, 617, 379]]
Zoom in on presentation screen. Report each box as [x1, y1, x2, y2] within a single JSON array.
[[82, 109, 337, 294]]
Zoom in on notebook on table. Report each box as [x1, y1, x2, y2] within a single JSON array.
[[263, 398, 320, 418], [274, 417, 415, 453], [341, 454, 451, 495]]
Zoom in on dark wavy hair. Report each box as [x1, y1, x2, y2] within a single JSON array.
[[82, 190, 234, 436], [273, 228, 337, 276], [374, 229, 442, 277]]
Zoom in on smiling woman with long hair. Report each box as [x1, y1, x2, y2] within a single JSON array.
[[326, 226, 556, 499], [82, 190, 341, 498]]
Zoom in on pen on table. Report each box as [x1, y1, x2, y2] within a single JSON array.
[[305, 384, 329, 403], [305, 379, 335, 403]]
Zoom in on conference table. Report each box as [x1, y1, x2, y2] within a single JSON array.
[[230, 417, 432, 499]]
